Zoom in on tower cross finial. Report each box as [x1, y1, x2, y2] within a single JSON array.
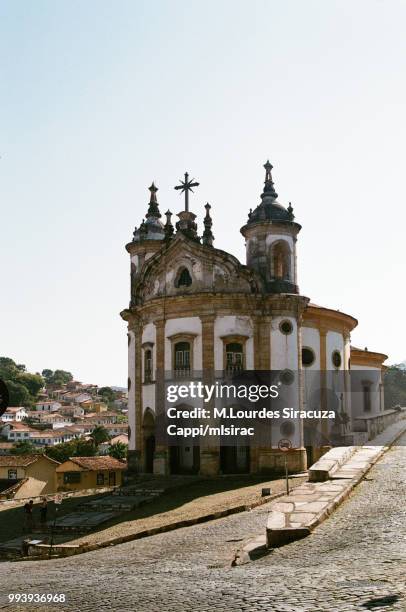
[[174, 172, 199, 212], [264, 160, 273, 184]]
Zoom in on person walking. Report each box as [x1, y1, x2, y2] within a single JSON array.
[[39, 498, 48, 526], [23, 500, 34, 532]]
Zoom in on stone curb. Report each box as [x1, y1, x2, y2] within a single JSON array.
[[266, 422, 406, 549], [18, 490, 289, 560]]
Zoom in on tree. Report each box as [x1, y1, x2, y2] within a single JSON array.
[[108, 441, 127, 462], [18, 373, 44, 397], [98, 387, 116, 404], [45, 438, 96, 463], [384, 365, 406, 409], [51, 369, 73, 386], [42, 369, 73, 388], [75, 439, 97, 457], [45, 440, 77, 463], [4, 380, 32, 407], [0, 357, 44, 407], [11, 440, 39, 455], [90, 425, 110, 447]]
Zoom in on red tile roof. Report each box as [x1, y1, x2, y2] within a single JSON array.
[[0, 454, 60, 466], [57, 456, 127, 471]]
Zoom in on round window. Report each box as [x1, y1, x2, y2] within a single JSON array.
[[279, 320, 293, 335], [302, 347, 315, 367], [332, 351, 342, 368], [280, 369, 295, 386]]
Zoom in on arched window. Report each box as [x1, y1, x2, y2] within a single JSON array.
[[174, 341, 191, 375], [175, 267, 192, 288], [226, 343, 243, 373], [270, 241, 291, 280], [144, 349, 153, 383]]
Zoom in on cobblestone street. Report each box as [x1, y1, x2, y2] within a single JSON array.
[[1, 436, 406, 612]]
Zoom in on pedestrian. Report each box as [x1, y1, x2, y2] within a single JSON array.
[[39, 498, 48, 525], [23, 499, 34, 532]]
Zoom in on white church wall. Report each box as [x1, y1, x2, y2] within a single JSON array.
[[301, 326, 321, 414], [270, 316, 301, 448], [142, 385, 156, 415], [271, 316, 299, 370], [164, 317, 202, 371], [301, 327, 321, 370], [127, 330, 136, 451], [326, 331, 345, 370], [214, 316, 254, 370]]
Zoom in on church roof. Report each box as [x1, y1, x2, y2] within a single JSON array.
[[132, 183, 165, 243], [244, 161, 297, 226]]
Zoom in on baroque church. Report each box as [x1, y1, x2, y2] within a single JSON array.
[[121, 161, 387, 476]]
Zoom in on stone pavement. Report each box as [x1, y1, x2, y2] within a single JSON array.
[[1, 432, 406, 611], [267, 419, 406, 547]]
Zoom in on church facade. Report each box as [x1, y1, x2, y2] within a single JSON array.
[[121, 162, 387, 476]]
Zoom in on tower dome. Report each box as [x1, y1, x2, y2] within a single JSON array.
[[132, 183, 165, 243], [244, 160, 296, 225], [240, 161, 301, 294]]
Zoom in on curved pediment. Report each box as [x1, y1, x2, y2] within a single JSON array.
[[131, 234, 263, 305]]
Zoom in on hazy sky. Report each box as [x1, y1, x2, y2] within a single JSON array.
[[1, 0, 405, 386]]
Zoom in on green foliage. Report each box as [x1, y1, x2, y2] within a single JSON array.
[[108, 441, 127, 462], [18, 373, 44, 396], [41, 369, 73, 387], [22, 416, 38, 426], [115, 413, 128, 423], [3, 380, 32, 406], [0, 358, 44, 407], [90, 425, 110, 446], [11, 440, 39, 455], [41, 369, 53, 381], [45, 438, 96, 463], [98, 387, 116, 403], [384, 365, 406, 409]]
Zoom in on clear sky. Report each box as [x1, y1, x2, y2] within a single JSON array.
[[1, 0, 405, 386]]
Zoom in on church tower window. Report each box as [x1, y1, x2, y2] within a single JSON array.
[[175, 267, 192, 288], [270, 241, 291, 280]]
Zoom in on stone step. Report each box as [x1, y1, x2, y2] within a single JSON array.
[[308, 446, 357, 482]]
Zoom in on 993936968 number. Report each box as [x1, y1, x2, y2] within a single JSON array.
[[8, 593, 66, 603]]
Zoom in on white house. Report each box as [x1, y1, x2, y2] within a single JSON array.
[[35, 401, 62, 413], [1, 407, 28, 422]]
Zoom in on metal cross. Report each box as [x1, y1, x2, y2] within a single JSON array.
[[174, 172, 199, 212]]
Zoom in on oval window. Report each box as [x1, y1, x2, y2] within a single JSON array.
[[280, 369, 294, 386], [302, 347, 315, 367], [332, 351, 342, 368], [279, 320, 293, 335]]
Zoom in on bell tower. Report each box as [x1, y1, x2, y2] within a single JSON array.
[[240, 161, 301, 294]]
